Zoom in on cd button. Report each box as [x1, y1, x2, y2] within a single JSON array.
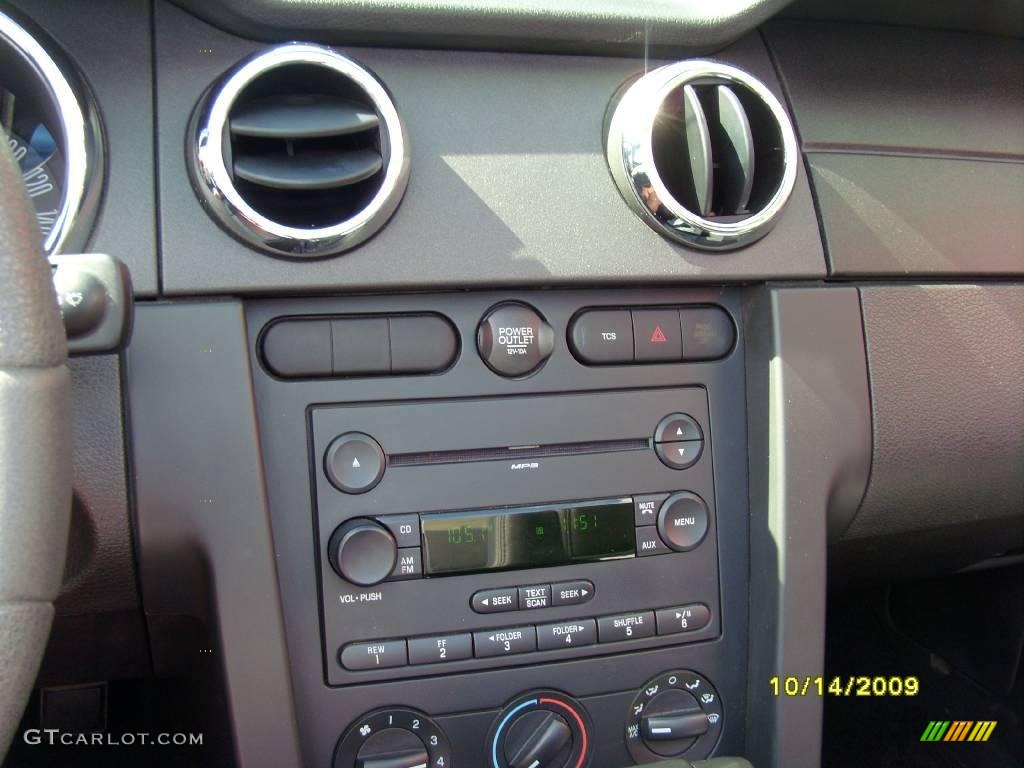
[[408, 633, 473, 665], [471, 587, 519, 614], [536, 619, 597, 650], [656, 604, 711, 635], [597, 611, 656, 642], [378, 513, 420, 548], [636, 526, 670, 557], [473, 626, 537, 657], [551, 580, 595, 606], [518, 584, 552, 610]]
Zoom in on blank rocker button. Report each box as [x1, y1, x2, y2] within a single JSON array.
[[261, 320, 332, 377], [332, 317, 391, 375], [390, 314, 458, 374]]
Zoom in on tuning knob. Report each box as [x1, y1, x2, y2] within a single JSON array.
[[328, 518, 397, 586], [489, 691, 591, 768]]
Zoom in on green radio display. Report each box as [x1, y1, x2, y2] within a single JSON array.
[[420, 499, 636, 576]]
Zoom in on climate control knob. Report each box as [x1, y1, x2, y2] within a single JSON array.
[[625, 670, 723, 764], [488, 691, 591, 768], [333, 708, 451, 768], [328, 519, 397, 587]]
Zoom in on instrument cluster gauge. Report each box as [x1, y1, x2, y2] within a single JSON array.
[[0, 8, 103, 256]]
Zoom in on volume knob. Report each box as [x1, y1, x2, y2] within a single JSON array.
[[328, 519, 397, 587]]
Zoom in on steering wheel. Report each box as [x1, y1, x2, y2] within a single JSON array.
[[0, 139, 72, 756]]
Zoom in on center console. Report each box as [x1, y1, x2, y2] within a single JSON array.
[[245, 287, 752, 767]]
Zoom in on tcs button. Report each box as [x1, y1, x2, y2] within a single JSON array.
[[477, 302, 554, 377]]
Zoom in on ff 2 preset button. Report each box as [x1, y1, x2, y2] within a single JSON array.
[[408, 633, 473, 665], [598, 612, 656, 642], [471, 587, 518, 614], [473, 626, 537, 657], [339, 640, 407, 670]]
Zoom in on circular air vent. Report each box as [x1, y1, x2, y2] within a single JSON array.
[[188, 44, 409, 259], [605, 61, 798, 251]]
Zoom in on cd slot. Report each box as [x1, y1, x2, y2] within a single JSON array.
[[388, 437, 650, 468]]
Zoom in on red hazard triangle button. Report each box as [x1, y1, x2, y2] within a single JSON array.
[[633, 310, 682, 362]]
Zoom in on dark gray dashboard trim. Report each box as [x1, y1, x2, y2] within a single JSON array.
[[155, 2, 826, 294], [168, 0, 796, 55], [744, 286, 872, 768], [125, 302, 302, 768]]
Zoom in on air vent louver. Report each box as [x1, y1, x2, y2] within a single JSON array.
[[605, 61, 797, 251], [188, 45, 409, 259]]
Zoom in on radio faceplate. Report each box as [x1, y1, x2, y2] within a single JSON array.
[[311, 387, 721, 686]]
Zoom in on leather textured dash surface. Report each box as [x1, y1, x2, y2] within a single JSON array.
[[56, 356, 138, 616], [168, 0, 794, 54], [846, 285, 1024, 541], [0, 142, 66, 368]]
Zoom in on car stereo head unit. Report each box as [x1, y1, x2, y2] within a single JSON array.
[[310, 387, 721, 686]]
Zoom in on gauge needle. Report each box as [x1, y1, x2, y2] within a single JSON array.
[[0, 89, 14, 132]]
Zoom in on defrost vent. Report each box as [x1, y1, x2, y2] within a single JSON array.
[[188, 43, 409, 259], [605, 61, 798, 251]]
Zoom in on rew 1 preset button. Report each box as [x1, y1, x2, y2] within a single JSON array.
[[474, 626, 537, 657], [408, 633, 473, 665], [537, 619, 597, 650], [598, 611, 656, 642], [340, 640, 407, 670]]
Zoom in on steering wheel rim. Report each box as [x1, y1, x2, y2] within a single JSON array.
[[0, 138, 72, 757]]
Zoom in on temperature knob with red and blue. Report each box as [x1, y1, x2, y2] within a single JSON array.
[[487, 691, 592, 768]]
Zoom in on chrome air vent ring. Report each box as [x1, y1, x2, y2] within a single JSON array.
[[188, 43, 410, 259], [605, 61, 798, 251]]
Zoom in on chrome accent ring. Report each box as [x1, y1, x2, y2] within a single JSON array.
[[0, 9, 104, 255], [188, 43, 411, 259], [605, 60, 798, 251]]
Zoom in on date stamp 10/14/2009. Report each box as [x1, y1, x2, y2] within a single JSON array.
[[770, 676, 920, 697]]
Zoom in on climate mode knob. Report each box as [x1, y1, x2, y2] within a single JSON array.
[[328, 519, 397, 587], [488, 691, 591, 768], [625, 670, 723, 764]]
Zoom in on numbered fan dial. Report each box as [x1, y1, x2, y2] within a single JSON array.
[[334, 707, 452, 768]]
